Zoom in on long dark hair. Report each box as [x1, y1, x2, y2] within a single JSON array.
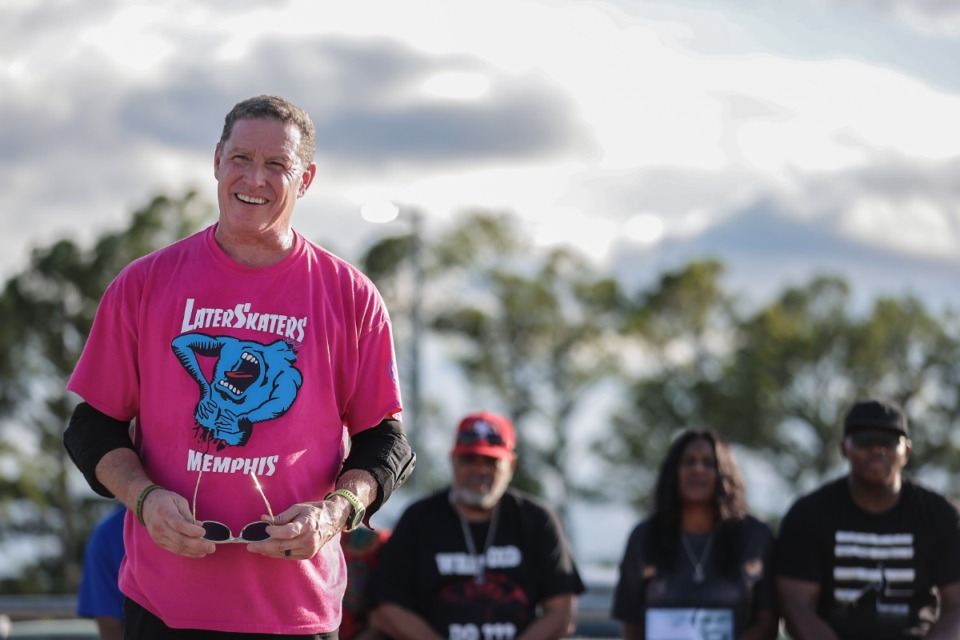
[[645, 429, 750, 575]]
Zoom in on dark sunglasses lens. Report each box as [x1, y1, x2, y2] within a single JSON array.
[[458, 431, 504, 446], [202, 521, 231, 542], [852, 433, 899, 449], [241, 521, 271, 542]]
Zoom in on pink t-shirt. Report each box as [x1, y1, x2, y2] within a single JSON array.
[[67, 225, 403, 634]]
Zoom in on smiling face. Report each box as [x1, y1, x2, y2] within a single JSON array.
[[213, 117, 316, 242], [676, 437, 719, 507]]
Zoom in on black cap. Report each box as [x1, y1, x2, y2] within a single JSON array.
[[843, 399, 909, 438]]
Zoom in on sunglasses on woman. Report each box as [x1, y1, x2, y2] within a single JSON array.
[[192, 468, 276, 543]]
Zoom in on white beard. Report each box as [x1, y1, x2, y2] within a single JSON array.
[[451, 481, 509, 510]]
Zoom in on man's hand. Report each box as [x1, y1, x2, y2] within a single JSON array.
[[140, 487, 214, 558], [95, 448, 213, 557], [248, 468, 379, 560], [927, 581, 960, 640], [777, 577, 841, 640], [247, 499, 348, 560]]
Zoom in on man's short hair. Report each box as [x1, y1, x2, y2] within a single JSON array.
[[219, 95, 316, 167]]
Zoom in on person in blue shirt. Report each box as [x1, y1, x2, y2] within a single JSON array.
[[77, 504, 126, 640]]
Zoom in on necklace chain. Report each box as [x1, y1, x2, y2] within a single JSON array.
[[451, 492, 501, 584], [680, 531, 714, 584]]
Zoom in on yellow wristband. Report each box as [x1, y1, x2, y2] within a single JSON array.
[[136, 484, 163, 526], [325, 489, 366, 532]]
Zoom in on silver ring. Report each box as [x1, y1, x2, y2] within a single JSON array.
[[284, 548, 292, 557]]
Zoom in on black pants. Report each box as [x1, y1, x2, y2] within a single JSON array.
[[123, 598, 339, 640]]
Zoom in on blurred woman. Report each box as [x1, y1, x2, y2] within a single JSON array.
[[611, 429, 778, 640]]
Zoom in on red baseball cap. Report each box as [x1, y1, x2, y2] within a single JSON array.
[[450, 412, 516, 460]]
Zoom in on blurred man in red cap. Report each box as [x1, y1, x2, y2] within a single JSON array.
[[367, 411, 584, 640]]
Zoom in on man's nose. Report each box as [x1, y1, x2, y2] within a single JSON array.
[[245, 162, 267, 186]]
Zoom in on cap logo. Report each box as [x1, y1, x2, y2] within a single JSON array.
[[472, 419, 497, 438], [456, 419, 506, 447]]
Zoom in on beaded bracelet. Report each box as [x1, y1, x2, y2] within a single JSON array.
[[136, 484, 163, 525]]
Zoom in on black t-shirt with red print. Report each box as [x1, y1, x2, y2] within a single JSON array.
[[367, 488, 584, 640]]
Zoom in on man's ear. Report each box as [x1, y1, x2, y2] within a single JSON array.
[[839, 437, 850, 460], [214, 143, 222, 180], [298, 163, 317, 197]]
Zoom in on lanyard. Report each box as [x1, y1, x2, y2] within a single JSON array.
[[450, 491, 501, 584]]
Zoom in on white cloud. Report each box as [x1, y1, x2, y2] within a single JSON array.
[[533, 208, 618, 259], [842, 195, 960, 260], [1, 0, 960, 289], [816, 0, 960, 36], [78, 6, 174, 73], [420, 71, 492, 101], [624, 213, 666, 245]]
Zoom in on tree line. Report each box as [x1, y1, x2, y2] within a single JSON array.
[[2, 191, 958, 593]]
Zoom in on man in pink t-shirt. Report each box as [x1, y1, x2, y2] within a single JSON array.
[[64, 95, 415, 639]]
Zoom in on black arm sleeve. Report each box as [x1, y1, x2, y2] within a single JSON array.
[[340, 418, 416, 522], [63, 402, 135, 498]]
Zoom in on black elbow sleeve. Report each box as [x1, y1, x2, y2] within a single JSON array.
[[341, 418, 416, 518], [63, 402, 135, 498]]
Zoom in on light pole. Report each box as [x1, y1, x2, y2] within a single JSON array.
[[360, 201, 424, 495]]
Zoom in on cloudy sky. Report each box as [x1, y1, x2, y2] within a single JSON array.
[[4, 0, 960, 312]]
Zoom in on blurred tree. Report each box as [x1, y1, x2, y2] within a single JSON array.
[[917, 306, 960, 474], [844, 296, 960, 480], [362, 212, 624, 521], [724, 285, 959, 494], [601, 268, 960, 514], [0, 191, 211, 593], [596, 259, 739, 510], [721, 276, 859, 491]]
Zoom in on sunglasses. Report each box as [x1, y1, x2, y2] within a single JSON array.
[[456, 429, 505, 447], [192, 469, 275, 543], [848, 431, 903, 450]]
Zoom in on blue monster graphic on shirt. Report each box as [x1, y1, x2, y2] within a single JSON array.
[[172, 334, 302, 447]]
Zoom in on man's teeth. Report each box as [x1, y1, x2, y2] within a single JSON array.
[[237, 194, 267, 204]]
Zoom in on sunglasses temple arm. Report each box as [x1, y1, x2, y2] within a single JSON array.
[[251, 473, 275, 524], [192, 469, 202, 522]]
